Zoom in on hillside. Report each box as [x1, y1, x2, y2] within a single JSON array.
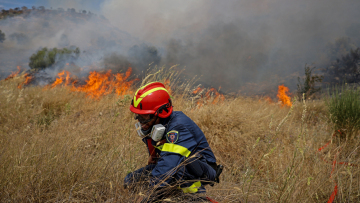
[[0, 6, 145, 83]]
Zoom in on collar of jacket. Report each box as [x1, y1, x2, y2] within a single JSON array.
[[160, 111, 174, 126]]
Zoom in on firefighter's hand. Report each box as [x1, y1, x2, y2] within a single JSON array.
[[147, 155, 159, 165]]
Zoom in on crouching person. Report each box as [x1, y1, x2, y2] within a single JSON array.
[[124, 82, 222, 202]]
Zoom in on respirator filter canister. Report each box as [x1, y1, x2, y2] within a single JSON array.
[[150, 124, 166, 142]]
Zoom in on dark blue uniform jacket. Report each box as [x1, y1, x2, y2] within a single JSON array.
[[142, 111, 217, 187]]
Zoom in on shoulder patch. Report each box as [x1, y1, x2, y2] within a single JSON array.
[[166, 130, 179, 143]]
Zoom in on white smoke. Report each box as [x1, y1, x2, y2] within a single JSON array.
[[99, 0, 360, 92], [1, 0, 360, 93]]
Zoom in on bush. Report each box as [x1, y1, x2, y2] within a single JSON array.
[[327, 85, 360, 138], [29, 47, 80, 70]]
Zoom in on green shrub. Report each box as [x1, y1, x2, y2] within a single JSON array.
[[327, 85, 360, 138], [29, 47, 80, 70]]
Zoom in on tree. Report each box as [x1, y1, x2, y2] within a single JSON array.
[[29, 47, 80, 70], [325, 48, 360, 84], [325, 37, 357, 62], [68, 8, 76, 13], [297, 65, 323, 99], [0, 30, 5, 43]]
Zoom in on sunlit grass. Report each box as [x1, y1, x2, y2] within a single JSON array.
[[0, 70, 359, 202]]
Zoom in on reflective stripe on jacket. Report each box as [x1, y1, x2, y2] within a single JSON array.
[[142, 111, 217, 187]]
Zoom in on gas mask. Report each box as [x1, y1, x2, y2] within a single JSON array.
[[135, 122, 166, 142]]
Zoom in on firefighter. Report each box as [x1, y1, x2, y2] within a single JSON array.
[[124, 82, 222, 200]]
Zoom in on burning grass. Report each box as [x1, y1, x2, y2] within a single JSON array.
[[1, 71, 360, 202], [48, 68, 137, 99]]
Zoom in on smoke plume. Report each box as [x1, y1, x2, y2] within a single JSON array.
[[101, 0, 360, 93], [1, 0, 360, 94]]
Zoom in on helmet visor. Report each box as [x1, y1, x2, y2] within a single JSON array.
[[134, 114, 154, 124]]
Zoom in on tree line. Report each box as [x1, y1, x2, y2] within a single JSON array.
[[0, 6, 97, 20]]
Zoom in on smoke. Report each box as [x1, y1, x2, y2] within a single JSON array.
[[101, 0, 360, 93], [1, 0, 360, 94], [0, 6, 148, 82]]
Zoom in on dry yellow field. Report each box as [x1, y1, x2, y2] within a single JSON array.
[[1, 73, 359, 202]]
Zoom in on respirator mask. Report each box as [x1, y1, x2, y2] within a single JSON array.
[[135, 122, 166, 142], [134, 114, 166, 142]]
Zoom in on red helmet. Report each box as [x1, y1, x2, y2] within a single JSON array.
[[130, 82, 173, 118]]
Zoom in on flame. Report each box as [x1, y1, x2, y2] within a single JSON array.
[[277, 84, 292, 107], [192, 86, 225, 107], [5, 66, 21, 80], [24, 74, 33, 85], [51, 70, 70, 88], [74, 71, 112, 98], [164, 79, 172, 96], [207, 88, 225, 104], [263, 96, 273, 104], [49, 68, 136, 99], [17, 74, 33, 89], [114, 68, 135, 96], [192, 87, 203, 94]]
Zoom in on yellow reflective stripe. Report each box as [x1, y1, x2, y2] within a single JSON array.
[[181, 181, 202, 193], [133, 87, 169, 107], [134, 82, 158, 96], [161, 143, 191, 157], [154, 145, 163, 151]]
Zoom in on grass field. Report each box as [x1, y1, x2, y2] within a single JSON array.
[[1, 72, 360, 202]]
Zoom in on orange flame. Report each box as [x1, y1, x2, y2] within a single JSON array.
[[262, 96, 273, 104], [164, 79, 172, 96], [49, 68, 136, 99], [5, 66, 21, 81], [207, 88, 225, 104], [192, 87, 203, 94], [17, 74, 33, 89], [277, 84, 292, 107], [51, 70, 71, 88], [114, 68, 134, 96], [192, 86, 225, 107]]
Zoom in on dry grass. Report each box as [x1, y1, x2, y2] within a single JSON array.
[[1, 73, 360, 203]]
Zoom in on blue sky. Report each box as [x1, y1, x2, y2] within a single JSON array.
[[0, 0, 103, 13], [0, 0, 35, 9]]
